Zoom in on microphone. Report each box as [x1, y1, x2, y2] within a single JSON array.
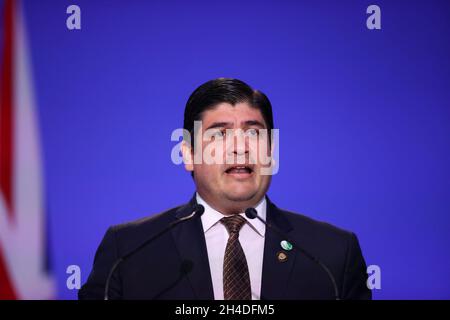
[[104, 204, 205, 300], [245, 207, 340, 300]]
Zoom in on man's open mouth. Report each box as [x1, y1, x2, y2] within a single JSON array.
[[225, 165, 254, 175]]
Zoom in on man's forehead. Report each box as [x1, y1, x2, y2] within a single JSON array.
[[201, 102, 267, 127]]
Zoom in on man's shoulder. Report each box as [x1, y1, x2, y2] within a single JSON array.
[[283, 207, 352, 235], [111, 205, 181, 233], [274, 205, 356, 248], [105, 202, 190, 254]]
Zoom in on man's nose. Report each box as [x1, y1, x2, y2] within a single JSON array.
[[230, 131, 249, 155]]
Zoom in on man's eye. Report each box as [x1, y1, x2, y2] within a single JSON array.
[[212, 130, 225, 138], [246, 128, 259, 137]]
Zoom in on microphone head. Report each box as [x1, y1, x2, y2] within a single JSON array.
[[245, 207, 258, 219], [193, 204, 205, 217]]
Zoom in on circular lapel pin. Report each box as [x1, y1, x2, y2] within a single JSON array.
[[277, 251, 288, 262], [280, 240, 293, 251]]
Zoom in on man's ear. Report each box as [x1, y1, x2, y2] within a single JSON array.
[[181, 140, 194, 172]]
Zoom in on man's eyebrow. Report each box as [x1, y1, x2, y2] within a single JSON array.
[[243, 120, 266, 128], [205, 122, 233, 130]]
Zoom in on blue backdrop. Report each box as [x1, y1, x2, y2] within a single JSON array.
[[15, 0, 450, 299]]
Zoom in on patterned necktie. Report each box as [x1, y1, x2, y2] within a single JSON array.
[[221, 214, 251, 300]]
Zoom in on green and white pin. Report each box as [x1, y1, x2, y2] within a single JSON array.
[[280, 240, 293, 251]]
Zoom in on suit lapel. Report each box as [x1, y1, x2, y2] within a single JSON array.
[[171, 195, 214, 299], [260, 197, 297, 300]]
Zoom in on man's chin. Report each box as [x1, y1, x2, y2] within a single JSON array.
[[224, 190, 258, 203]]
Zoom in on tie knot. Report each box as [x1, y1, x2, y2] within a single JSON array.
[[221, 215, 246, 235]]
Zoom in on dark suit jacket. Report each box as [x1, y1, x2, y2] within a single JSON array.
[[78, 196, 371, 300]]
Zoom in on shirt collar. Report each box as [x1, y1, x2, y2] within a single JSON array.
[[196, 192, 266, 237]]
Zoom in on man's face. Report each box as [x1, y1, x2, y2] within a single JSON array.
[[183, 102, 272, 214]]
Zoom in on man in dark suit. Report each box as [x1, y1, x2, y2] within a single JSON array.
[[79, 78, 371, 300]]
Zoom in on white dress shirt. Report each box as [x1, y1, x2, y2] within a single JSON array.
[[196, 193, 266, 300]]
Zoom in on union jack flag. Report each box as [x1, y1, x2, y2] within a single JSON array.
[[0, 0, 55, 299]]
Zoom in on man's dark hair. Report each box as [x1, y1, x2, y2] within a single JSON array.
[[183, 78, 274, 148]]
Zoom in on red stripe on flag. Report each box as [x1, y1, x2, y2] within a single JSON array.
[[0, 244, 16, 299], [0, 0, 18, 300], [0, 0, 15, 217]]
